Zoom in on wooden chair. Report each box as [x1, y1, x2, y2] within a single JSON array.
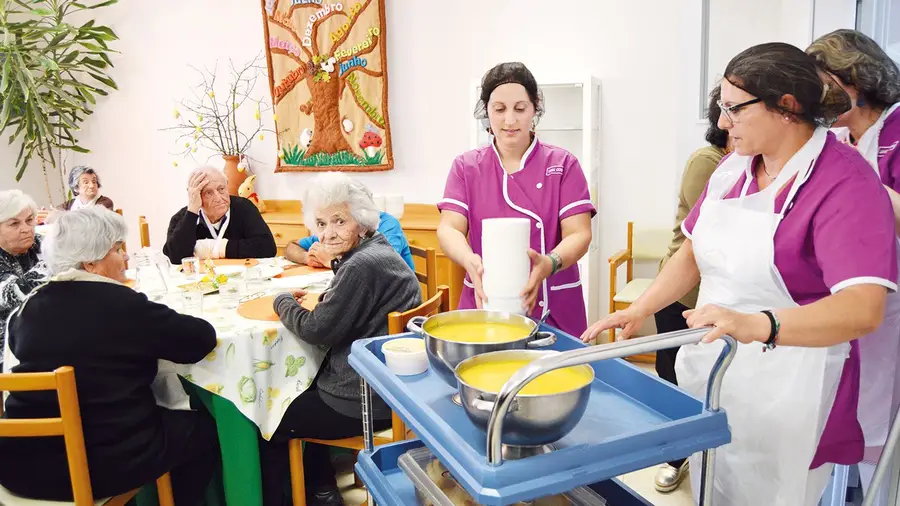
[[0, 366, 175, 506], [287, 286, 451, 506], [138, 216, 150, 248], [409, 245, 437, 300], [608, 222, 671, 361]]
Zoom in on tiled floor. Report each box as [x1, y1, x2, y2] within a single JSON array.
[[334, 361, 694, 505]]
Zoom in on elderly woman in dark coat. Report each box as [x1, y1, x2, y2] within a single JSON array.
[[0, 206, 219, 506], [0, 190, 48, 369], [260, 173, 421, 506], [58, 165, 114, 211]]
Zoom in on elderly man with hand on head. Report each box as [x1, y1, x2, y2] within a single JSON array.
[[163, 166, 276, 264]]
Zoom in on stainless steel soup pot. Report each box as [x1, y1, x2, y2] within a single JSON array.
[[406, 309, 556, 386]]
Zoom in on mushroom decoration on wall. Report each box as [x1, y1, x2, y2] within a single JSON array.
[[359, 124, 383, 158]]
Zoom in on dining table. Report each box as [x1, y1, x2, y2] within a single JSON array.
[[138, 257, 333, 506]]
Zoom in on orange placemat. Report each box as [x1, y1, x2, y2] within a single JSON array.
[[274, 264, 330, 278], [237, 295, 280, 321], [237, 293, 320, 321], [198, 258, 259, 274]]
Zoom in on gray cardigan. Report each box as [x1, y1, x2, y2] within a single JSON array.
[[274, 234, 421, 419]]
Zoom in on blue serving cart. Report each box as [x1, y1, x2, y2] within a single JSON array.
[[349, 326, 737, 505]]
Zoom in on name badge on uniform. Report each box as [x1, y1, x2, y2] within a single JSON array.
[[546, 165, 564, 177]]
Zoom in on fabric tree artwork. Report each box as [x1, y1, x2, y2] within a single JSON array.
[[260, 0, 393, 172]]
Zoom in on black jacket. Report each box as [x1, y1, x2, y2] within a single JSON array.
[[0, 279, 216, 500], [162, 196, 276, 264]]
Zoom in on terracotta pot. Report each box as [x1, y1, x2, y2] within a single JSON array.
[[222, 155, 248, 196]]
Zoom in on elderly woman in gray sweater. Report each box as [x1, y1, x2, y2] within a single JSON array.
[[262, 173, 421, 506]]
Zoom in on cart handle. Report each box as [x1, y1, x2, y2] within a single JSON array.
[[485, 327, 737, 506]]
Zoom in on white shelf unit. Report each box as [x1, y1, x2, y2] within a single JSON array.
[[470, 76, 602, 324]]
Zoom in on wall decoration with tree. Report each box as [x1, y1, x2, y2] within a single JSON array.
[[260, 0, 392, 172]]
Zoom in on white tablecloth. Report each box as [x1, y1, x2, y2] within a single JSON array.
[[152, 258, 333, 440]]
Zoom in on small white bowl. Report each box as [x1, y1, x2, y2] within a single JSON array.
[[382, 337, 428, 376]]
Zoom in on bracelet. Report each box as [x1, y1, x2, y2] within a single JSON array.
[[760, 310, 780, 351], [548, 252, 563, 275]]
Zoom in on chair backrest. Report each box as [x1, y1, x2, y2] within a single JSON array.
[[0, 367, 94, 505], [409, 245, 437, 300], [386, 286, 450, 441], [139, 216, 150, 248], [387, 285, 450, 335], [631, 224, 671, 261]]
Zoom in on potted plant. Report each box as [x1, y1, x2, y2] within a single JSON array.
[[0, 0, 119, 204], [165, 55, 273, 195]]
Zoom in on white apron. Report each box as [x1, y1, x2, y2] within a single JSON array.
[[199, 209, 231, 259], [855, 103, 900, 451], [676, 127, 849, 506]]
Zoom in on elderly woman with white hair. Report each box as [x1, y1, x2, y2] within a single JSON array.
[[0, 206, 219, 505], [57, 165, 114, 211], [163, 166, 276, 263], [0, 190, 48, 367], [260, 173, 421, 506]]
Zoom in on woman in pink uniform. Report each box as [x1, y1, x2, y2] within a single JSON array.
[[582, 43, 897, 506], [437, 62, 595, 336], [808, 29, 900, 505]]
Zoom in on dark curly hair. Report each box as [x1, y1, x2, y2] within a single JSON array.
[[473, 62, 545, 129], [706, 85, 728, 149], [724, 42, 851, 127]]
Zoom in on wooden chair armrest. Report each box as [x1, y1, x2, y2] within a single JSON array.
[[608, 249, 630, 267]]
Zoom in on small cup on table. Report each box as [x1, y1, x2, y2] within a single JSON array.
[[181, 291, 204, 317], [182, 257, 201, 279], [218, 280, 245, 310]]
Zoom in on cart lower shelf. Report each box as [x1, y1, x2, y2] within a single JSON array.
[[356, 439, 655, 506]]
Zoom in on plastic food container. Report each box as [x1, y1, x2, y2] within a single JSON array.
[[382, 337, 428, 376], [398, 446, 608, 506]]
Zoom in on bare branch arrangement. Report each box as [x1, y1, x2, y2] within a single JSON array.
[[164, 53, 275, 160]]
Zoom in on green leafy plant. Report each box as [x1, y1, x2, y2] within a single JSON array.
[[0, 0, 119, 202]]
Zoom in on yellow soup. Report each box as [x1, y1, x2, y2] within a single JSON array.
[[459, 359, 592, 395], [429, 322, 528, 344]]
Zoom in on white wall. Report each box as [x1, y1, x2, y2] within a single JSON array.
[[0, 0, 858, 320], [813, 0, 858, 39]]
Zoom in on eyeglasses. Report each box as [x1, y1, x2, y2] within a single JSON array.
[[717, 98, 762, 124]]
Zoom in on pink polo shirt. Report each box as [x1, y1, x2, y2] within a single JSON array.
[[438, 138, 596, 337], [683, 133, 898, 466], [878, 106, 900, 191]]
